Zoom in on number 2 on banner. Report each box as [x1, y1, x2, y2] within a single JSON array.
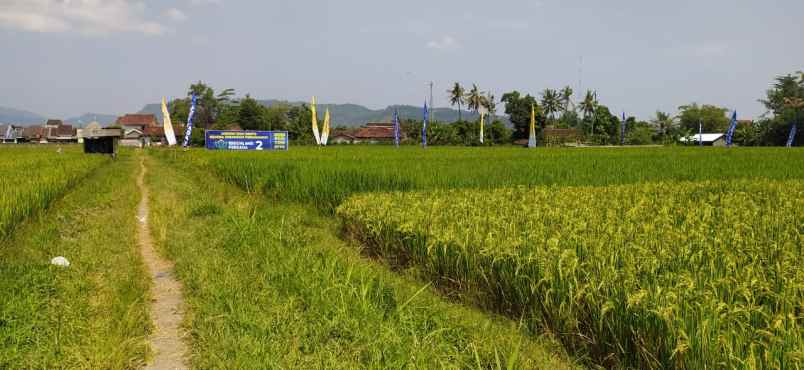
[[256, 141, 264, 150]]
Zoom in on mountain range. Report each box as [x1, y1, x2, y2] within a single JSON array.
[[0, 106, 118, 127], [2, 101, 505, 128]]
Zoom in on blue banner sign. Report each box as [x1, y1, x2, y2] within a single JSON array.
[[205, 130, 288, 151]]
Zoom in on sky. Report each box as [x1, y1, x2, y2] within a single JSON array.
[[0, 0, 802, 120]]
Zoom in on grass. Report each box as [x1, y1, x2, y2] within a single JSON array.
[[0, 151, 150, 369], [145, 150, 578, 369], [337, 180, 804, 369], [0, 145, 108, 239]]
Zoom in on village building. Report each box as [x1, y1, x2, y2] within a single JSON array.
[[679, 133, 727, 146], [542, 128, 581, 146], [331, 123, 404, 144], [115, 113, 164, 147]]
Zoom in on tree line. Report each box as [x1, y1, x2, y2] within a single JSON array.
[[168, 71, 803, 146]]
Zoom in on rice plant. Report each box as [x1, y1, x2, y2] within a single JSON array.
[[337, 180, 804, 369], [0, 146, 108, 239]]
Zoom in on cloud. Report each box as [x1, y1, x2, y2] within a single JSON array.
[[164, 8, 188, 22], [426, 35, 460, 51], [0, 0, 167, 36], [189, 0, 221, 6]]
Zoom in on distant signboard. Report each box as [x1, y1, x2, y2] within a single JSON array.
[[205, 130, 288, 151]]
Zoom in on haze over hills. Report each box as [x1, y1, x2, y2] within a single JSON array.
[[139, 100, 505, 127], [2, 100, 505, 128], [0, 106, 46, 125], [64, 113, 118, 126], [0, 106, 117, 126]]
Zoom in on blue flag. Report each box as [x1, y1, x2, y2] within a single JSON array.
[[698, 120, 703, 146], [620, 112, 626, 145], [393, 108, 400, 147], [182, 93, 197, 147], [787, 123, 798, 147], [725, 111, 738, 147], [422, 101, 428, 148]]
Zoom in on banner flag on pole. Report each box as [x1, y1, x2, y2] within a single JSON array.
[[698, 120, 703, 147], [311, 96, 321, 145], [621, 112, 626, 145], [161, 97, 177, 146], [182, 93, 197, 147], [527, 103, 537, 148], [725, 111, 738, 147], [787, 124, 798, 147], [479, 112, 485, 144], [422, 101, 428, 148], [393, 108, 400, 147], [321, 108, 331, 146]]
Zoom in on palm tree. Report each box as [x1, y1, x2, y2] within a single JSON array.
[[483, 92, 497, 122], [579, 90, 598, 136], [652, 111, 675, 139], [448, 82, 466, 121], [541, 88, 561, 124], [466, 84, 485, 115], [560, 86, 574, 113]]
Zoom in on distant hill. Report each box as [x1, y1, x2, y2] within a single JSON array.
[[138, 100, 504, 127], [257, 100, 503, 127], [0, 106, 46, 125], [3, 100, 507, 128], [65, 113, 118, 126]]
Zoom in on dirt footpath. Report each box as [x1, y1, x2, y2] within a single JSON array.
[[137, 155, 189, 370]]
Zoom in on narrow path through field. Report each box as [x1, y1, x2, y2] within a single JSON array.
[[137, 155, 189, 370]]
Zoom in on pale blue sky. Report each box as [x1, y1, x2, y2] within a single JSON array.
[[1, 0, 802, 120]]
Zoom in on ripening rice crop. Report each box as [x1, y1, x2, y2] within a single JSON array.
[[337, 180, 804, 369], [164, 146, 804, 213], [0, 146, 107, 239]]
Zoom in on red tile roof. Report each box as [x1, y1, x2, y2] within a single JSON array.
[[54, 124, 74, 137], [116, 114, 158, 127], [354, 125, 395, 139], [143, 126, 165, 137]]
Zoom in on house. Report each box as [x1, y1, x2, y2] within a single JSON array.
[[679, 133, 727, 146], [47, 123, 77, 143], [115, 113, 160, 147], [332, 123, 403, 144], [543, 128, 581, 146], [1, 124, 24, 143], [21, 126, 48, 143]]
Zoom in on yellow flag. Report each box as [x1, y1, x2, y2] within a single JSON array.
[[321, 108, 331, 145], [479, 112, 485, 144], [528, 103, 537, 148], [161, 97, 177, 146], [311, 96, 321, 145]]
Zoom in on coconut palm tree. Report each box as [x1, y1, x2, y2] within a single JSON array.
[[466, 84, 485, 115], [651, 111, 675, 138], [483, 92, 497, 122], [579, 90, 598, 136], [448, 82, 466, 121], [579, 90, 594, 117], [560, 86, 574, 113], [541, 88, 561, 124]]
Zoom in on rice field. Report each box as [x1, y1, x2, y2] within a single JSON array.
[[171, 146, 804, 369], [337, 180, 804, 369], [166, 146, 804, 213], [0, 146, 108, 239]]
